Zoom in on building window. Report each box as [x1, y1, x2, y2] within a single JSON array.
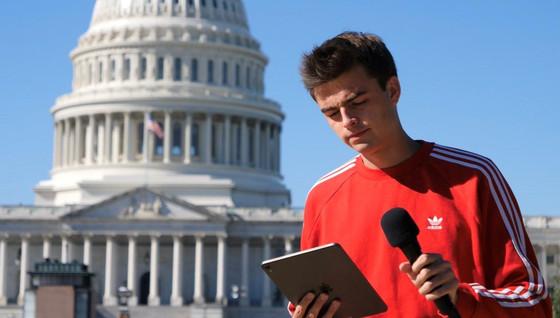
[[201, 0, 206, 6], [212, 0, 217, 8], [207, 60, 214, 83], [172, 122, 182, 156], [235, 64, 240, 87], [223, 1, 228, 10], [123, 58, 131, 80], [222, 61, 228, 85], [174, 58, 182, 81], [157, 57, 164, 80], [137, 122, 144, 155], [547, 255, 554, 264], [246, 66, 250, 89], [140, 57, 147, 80], [248, 125, 254, 166], [191, 59, 199, 82], [188, 0, 194, 5], [191, 123, 199, 157]]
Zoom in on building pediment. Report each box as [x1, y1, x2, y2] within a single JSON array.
[[61, 187, 228, 222]]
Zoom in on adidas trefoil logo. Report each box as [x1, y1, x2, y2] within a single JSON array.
[[427, 216, 443, 230]]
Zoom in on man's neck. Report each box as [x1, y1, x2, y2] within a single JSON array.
[[361, 137, 420, 170]]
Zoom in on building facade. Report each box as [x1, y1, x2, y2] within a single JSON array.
[[0, 1, 558, 318]]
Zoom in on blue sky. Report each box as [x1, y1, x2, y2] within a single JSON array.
[[0, 1, 558, 214]]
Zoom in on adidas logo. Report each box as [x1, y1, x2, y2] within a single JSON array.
[[427, 216, 443, 230]]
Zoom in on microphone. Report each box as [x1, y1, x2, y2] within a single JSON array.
[[381, 207, 461, 318]]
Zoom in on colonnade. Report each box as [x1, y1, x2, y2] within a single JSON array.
[[0, 233, 297, 307], [53, 111, 281, 172]]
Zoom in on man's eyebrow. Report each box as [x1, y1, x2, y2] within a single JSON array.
[[320, 91, 366, 113]]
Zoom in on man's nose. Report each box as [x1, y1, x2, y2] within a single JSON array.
[[341, 108, 357, 128]]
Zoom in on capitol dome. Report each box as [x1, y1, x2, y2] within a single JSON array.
[[34, 0, 290, 208]]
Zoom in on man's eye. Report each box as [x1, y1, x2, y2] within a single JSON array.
[[352, 100, 366, 106], [326, 111, 340, 118]]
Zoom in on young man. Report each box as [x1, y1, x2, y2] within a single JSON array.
[[290, 32, 551, 317]]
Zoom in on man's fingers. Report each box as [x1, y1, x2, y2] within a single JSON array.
[[293, 292, 315, 318]]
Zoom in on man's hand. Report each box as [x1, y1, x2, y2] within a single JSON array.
[[398, 253, 459, 304], [293, 292, 341, 318]]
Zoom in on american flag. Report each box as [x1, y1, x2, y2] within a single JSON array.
[[145, 114, 164, 139]]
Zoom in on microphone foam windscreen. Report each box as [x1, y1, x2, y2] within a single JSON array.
[[381, 207, 420, 248]]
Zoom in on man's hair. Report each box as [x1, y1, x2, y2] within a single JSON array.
[[300, 31, 398, 97]]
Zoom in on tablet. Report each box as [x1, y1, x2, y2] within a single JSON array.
[[261, 243, 387, 317]]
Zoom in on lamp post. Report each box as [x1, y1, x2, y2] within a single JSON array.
[[117, 283, 133, 318]]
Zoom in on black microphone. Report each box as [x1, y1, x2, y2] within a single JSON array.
[[381, 207, 461, 318]]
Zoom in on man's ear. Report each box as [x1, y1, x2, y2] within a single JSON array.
[[386, 76, 401, 105]]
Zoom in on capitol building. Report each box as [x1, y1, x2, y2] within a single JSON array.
[[0, 0, 558, 317]]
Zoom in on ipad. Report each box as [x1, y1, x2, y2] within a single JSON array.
[[261, 243, 387, 317]]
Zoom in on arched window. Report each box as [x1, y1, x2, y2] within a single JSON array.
[[140, 57, 147, 80], [156, 57, 164, 80], [137, 122, 144, 155], [191, 59, 199, 82], [222, 61, 228, 85], [172, 122, 182, 156], [246, 66, 250, 89], [174, 58, 182, 81], [191, 123, 200, 157], [235, 63, 240, 87], [207, 60, 214, 83], [124, 58, 131, 80]]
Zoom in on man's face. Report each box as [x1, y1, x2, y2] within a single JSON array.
[[314, 65, 402, 158]]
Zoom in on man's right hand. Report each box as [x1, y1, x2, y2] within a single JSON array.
[[293, 292, 341, 318]]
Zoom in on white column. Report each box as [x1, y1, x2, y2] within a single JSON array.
[[85, 115, 95, 164], [123, 112, 131, 163], [264, 122, 271, 170], [103, 236, 117, 305], [53, 121, 60, 167], [0, 235, 8, 306], [253, 121, 260, 168], [148, 235, 160, 306], [17, 235, 30, 306], [215, 234, 227, 304], [540, 244, 548, 284], [170, 235, 184, 306], [240, 118, 248, 167], [224, 115, 231, 165], [63, 119, 70, 167], [104, 113, 112, 163], [262, 236, 272, 307], [163, 111, 172, 163], [61, 235, 71, 263], [112, 120, 121, 163], [240, 238, 249, 307], [75, 117, 82, 165], [183, 113, 192, 164], [83, 235, 92, 266], [273, 124, 280, 172], [284, 236, 294, 255], [127, 236, 138, 306], [42, 235, 52, 260], [193, 235, 205, 304], [97, 121, 105, 163]]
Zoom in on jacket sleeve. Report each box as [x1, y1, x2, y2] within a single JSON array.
[[454, 161, 551, 317]]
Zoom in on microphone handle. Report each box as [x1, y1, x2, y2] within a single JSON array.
[[400, 241, 462, 318]]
